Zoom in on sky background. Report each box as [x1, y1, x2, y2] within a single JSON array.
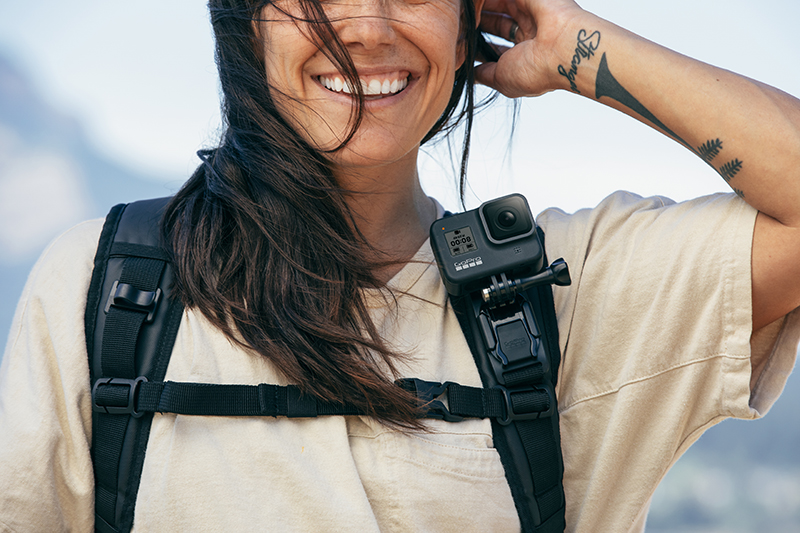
[[1, 0, 799, 227]]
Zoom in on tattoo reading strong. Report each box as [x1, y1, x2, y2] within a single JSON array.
[[558, 29, 601, 93]]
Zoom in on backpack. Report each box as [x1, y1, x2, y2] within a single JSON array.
[[86, 197, 566, 533]]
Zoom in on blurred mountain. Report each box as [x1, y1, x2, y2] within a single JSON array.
[[0, 53, 181, 338]]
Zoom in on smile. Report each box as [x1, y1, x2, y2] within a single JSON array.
[[318, 73, 410, 97]]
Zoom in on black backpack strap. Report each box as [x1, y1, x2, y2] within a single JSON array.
[[86, 200, 563, 533], [450, 229, 566, 533], [86, 198, 184, 533], [91, 377, 551, 421]]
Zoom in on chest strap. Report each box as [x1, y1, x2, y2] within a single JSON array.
[[92, 376, 553, 422]]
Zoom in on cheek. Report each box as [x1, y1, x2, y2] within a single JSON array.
[[419, 7, 464, 71]]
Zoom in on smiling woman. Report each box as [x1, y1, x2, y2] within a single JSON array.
[[255, 0, 464, 166], [2, 0, 800, 532], [251, 0, 490, 170]]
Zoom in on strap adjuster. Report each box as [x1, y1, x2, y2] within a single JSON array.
[[497, 384, 556, 426], [92, 377, 148, 418], [104, 280, 161, 323], [396, 378, 463, 422]]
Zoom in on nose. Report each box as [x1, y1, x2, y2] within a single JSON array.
[[333, 0, 396, 50]]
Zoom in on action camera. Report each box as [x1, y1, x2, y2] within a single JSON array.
[[431, 194, 563, 298]]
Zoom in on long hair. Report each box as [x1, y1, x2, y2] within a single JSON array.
[[162, 0, 498, 428]]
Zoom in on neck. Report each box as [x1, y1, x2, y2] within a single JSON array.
[[333, 152, 437, 282]]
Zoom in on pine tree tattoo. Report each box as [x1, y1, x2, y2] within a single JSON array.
[[697, 139, 723, 162], [719, 159, 743, 182]]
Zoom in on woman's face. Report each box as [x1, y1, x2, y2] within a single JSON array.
[[256, 0, 470, 173]]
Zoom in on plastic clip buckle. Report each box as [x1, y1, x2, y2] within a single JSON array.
[[497, 384, 556, 426], [92, 376, 148, 418], [397, 378, 463, 422], [104, 280, 161, 323]]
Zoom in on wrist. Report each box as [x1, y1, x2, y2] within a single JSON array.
[[546, 12, 609, 95]]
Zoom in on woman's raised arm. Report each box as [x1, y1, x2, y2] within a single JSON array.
[[476, 0, 800, 336]]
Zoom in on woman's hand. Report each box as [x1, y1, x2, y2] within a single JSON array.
[[475, 0, 592, 98]]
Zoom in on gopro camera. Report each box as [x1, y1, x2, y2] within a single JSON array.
[[430, 194, 545, 297]]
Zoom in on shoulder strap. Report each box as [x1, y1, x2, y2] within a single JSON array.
[[449, 227, 566, 533], [86, 198, 184, 533]]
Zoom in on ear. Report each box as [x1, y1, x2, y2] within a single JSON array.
[[473, 0, 486, 28], [456, 0, 487, 67]]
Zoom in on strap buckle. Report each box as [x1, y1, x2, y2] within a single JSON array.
[[92, 377, 148, 418], [396, 378, 463, 422], [497, 383, 556, 426], [104, 280, 161, 323]]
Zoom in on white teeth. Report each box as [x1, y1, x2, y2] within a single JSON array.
[[367, 79, 381, 95], [320, 75, 408, 97]]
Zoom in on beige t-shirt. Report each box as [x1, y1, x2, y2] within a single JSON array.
[[1, 191, 798, 532]]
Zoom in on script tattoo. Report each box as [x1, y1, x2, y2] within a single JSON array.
[[558, 29, 602, 93], [697, 139, 723, 162]]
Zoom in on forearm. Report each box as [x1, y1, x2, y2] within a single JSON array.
[[552, 13, 800, 226]]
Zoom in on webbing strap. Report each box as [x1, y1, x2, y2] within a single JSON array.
[[91, 379, 553, 421], [94, 254, 167, 529], [517, 417, 563, 528], [93, 413, 128, 531]]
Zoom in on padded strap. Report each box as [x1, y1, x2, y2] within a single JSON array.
[[451, 290, 566, 533], [93, 254, 167, 530], [88, 199, 185, 533]]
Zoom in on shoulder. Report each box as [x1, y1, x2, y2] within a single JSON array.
[[0, 218, 105, 532], [5, 218, 104, 352], [537, 190, 754, 246], [25, 218, 105, 299], [536, 191, 756, 287], [539, 191, 758, 403]]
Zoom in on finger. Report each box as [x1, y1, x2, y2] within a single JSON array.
[[479, 12, 519, 43], [476, 42, 511, 63], [481, 0, 516, 18], [474, 60, 519, 98], [474, 61, 499, 89]]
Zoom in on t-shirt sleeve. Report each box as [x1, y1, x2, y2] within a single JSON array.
[[536, 191, 800, 530], [0, 219, 103, 532], [538, 191, 799, 420]]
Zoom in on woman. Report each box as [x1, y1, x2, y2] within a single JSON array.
[[1, 0, 799, 531]]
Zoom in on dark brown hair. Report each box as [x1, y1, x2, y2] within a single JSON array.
[[162, 0, 498, 427]]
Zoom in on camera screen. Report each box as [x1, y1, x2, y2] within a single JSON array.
[[445, 226, 478, 257]]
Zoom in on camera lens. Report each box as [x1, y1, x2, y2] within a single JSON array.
[[481, 194, 534, 242], [497, 210, 516, 228]]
